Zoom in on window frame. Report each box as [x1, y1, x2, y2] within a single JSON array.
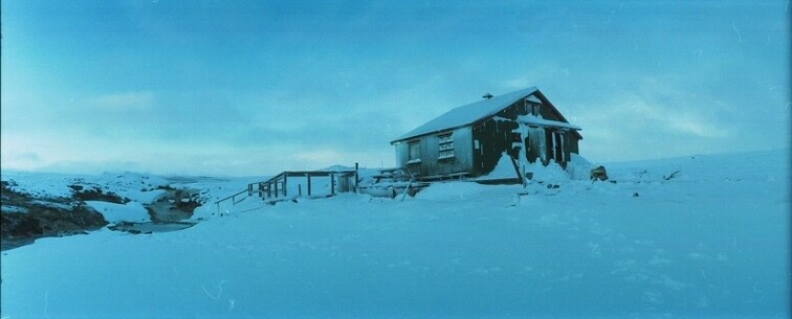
[[407, 140, 421, 164], [437, 132, 455, 160]]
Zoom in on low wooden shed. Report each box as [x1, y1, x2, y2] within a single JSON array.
[[390, 87, 582, 181]]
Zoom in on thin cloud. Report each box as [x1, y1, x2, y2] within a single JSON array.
[[292, 150, 344, 166], [669, 114, 730, 138], [571, 87, 736, 163], [626, 100, 731, 138], [90, 92, 155, 110]]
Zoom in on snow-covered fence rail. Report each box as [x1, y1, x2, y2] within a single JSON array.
[[252, 169, 358, 201], [213, 189, 248, 212], [213, 164, 361, 214]]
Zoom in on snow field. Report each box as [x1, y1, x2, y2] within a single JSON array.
[[1, 149, 789, 318]]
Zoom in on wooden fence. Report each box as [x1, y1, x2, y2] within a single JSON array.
[[214, 164, 359, 213], [249, 169, 358, 200]]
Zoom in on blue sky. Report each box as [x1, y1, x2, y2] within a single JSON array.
[[1, 1, 789, 177]]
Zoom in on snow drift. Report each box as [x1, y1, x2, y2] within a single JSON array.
[[1, 149, 789, 318]]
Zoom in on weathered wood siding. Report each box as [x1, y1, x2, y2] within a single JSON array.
[[567, 134, 580, 154], [471, 97, 581, 175], [395, 126, 474, 178], [472, 118, 518, 176], [471, 100, 525, 176]]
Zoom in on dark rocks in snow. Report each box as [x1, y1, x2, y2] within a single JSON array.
[[71, 186, 129, 204], [145, 187, 203, 223], [1, 180, 18, 188], [1, 176, 206, 250], [1, 182, 107, 251], [3, 214, 44, 237], [590, 166, 609, 181], [663, 170, 682, 181]]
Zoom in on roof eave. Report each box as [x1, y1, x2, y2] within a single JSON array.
[[390, 124, 471, 144]]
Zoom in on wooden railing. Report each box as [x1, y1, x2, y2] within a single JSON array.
[[213, 189, 248, 212], [251, 169, 358, 200], [213, 164, 360, 214]]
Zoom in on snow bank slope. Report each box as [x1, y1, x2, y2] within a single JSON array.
[[84, 201, 151, 223], [1, 149, 789, 318]]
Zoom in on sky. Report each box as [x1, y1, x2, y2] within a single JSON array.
[[1, 0, 789, 177]]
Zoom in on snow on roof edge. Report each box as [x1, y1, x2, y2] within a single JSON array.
[[391, 87, 539, 143], [517, 115, 582, 131]]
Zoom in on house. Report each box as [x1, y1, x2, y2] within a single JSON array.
[[390, 87, 582, 181]]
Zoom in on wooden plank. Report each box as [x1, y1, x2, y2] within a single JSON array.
[[307, 174, 312, 196], [400, 178, 413, 201], [283, 170, 355, 178], [510, 156, 524, 185], [354, 162, 359, 193], [418, 172, 469, 182], [214, 189, 247, 205]]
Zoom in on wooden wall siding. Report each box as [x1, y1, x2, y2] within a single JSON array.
[[538, 103, 562, 121], [472, 116, 519, 176], [472, 98, 581, 176], [394, 141, 410, 170], [568, 134, 580, 154], [395, 127, 474, 178], [497, 100, 530, 119]]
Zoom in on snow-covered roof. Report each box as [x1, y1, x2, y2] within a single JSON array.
[[517, 115, 582, 131], [392, 87, 539, 143]]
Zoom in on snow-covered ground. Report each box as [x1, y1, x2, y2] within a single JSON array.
[[1, 149, 789, 318]]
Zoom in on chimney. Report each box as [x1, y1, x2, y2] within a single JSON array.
[[482, 93, 493, 100]]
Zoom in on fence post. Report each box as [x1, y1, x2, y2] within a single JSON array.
[[247, 184, 253, 196], [354, 162, 359, 193], [283, 175, 288, 197], [331, 173, 336, 196], [307, 174, 312, 196]]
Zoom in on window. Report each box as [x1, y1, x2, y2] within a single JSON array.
[[520, 100, 530, 115], [407, 140, 421, 164], [438, 133, 455, 160], [553, 131, 565, 164], [524, 96, 541, 116], [530, 103, 541, 116]]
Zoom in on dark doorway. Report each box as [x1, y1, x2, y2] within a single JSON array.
[[553, 131, 566, 167], [544, 128, 554, 165]]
